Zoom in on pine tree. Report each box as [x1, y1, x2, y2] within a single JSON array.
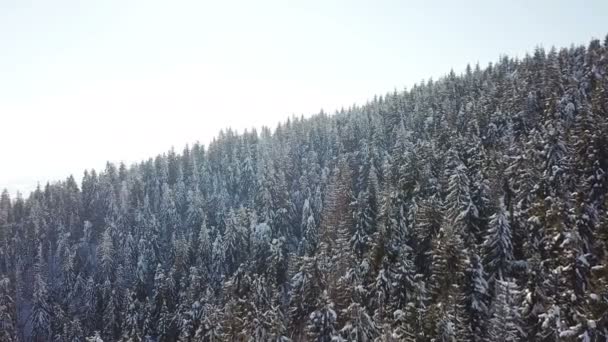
[[30, 272, 52, 342], [445, 153, 478, 240], [302, 198, 318, 255], [0, 189, 11, 226], [289, 256, 325, 337], [121, 290, 143, 341], [197, 220, 212, 279], [102, 282, 122, 341], [30, 247, 52, 342], [306, 291, 342, 342], [99, 227, 116, 282], [0, 277, 17, 342], [211, 233, 226, 287], [340, 302, 378, 341], [430, 221, 467, 303], [487, 279, 524, 342], [465, 253, 489, 341], [352, 190, 373, 260], [157, 300, 174, 341], [395, 274, 429, 342], [484, 197, 514, 282]]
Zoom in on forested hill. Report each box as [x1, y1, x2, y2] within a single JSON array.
[[1, 36, 608, 342]]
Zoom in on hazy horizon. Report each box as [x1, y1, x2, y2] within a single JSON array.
[[2, 0, 607, 197]]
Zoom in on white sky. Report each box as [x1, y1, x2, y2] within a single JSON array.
[[1, 0, 607, 196]]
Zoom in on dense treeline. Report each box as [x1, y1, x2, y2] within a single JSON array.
[[1, 36, 608, 341]]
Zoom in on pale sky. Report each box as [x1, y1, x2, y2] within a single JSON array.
[[1, 0, 606, 196]]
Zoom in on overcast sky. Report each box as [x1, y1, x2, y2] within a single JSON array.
[[1, 0, 607, 196]]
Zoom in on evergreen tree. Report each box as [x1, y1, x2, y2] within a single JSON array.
[[30, 272, 52, 342], [340, 302, 378, 341], [487, 279, 524, 342], [306, 291, 342, 342], [465, 253, 489, 341], [0, 277, 17, 342], [484, 197, 514, 282]]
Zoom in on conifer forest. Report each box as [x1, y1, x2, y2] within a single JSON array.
[[1, 36, 608, 341]]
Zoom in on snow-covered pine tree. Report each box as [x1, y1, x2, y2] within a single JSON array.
[[487, 278, 524, 342], [340, 302, 378, 341], [483, 197, 514, 282], [288, 255, 325, 338], [30, 247, 52, 342], [306, 291, 342, 342], [466, 254, 489, 341], [0, 277, 17, 342]]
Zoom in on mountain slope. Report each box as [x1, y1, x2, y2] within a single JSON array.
[[1, 35, 608, 341]]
